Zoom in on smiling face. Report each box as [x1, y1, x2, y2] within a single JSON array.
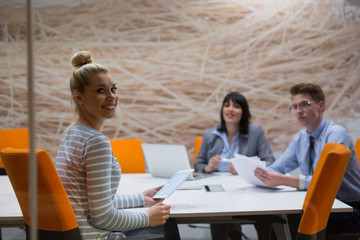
[[73, 72, 118, 128], [222, 99, 242, 125], [292, 93, 324, 133]]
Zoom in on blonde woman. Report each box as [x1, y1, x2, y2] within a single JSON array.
[[56, 51, 179, 240]]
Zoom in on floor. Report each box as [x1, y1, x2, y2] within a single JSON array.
[[1, 224, 258, 240]]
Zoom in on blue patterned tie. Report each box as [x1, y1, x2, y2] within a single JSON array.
[[309, 136, 315, 174]]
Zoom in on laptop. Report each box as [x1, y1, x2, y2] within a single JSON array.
[[142, 143, 209, 179]]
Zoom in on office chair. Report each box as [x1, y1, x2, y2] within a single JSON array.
[[193, 137, 203, 164], [0, 128, 29, 175], [110, 138, 146, 173], [1, 148, 165, 240], [355, 138, 360, 165], [296, 142, 351, 239], [0, 129, 29, 240], [1, 147, 81, 240]]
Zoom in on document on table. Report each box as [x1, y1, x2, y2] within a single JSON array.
[[230, 154, 272, 188]]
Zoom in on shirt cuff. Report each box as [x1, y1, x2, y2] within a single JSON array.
[[298, 175, 306, 190]]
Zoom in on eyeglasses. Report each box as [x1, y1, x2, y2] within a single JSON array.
[[289, 101, 311, 113]]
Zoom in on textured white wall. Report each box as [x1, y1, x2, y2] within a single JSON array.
[[0, 0, 359, 161]]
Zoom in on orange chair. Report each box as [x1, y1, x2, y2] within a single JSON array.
[[193, 137, 203, 164], [297, 142, 351, 239], [1, 148, 81, 240], [0, 128, 29, 174], [110, 139, 146, 173], [355, 138, 360, 165], [233, 142, 351, 240]]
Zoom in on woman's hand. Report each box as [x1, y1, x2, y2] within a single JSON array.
[[143, 185, 164, 206], [228, 163, 238, 175], [146, 202, 171, 227], [204, 155, 221, 173]]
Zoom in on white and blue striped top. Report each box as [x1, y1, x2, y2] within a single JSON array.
[[56, 124, 148, 240]]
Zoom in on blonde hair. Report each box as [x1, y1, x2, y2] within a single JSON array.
[[69, 50, 110, 115]]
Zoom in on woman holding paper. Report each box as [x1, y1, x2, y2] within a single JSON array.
[[194, 91, 275, 240], [194, 92, 275, 174]]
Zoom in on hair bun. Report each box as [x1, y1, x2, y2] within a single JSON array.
[[71, 50, 93, 69]]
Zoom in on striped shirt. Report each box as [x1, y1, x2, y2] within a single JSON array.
[[56, 124, 148, 240]]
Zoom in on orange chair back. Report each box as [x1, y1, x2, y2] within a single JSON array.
[[0, 128, 29, 168], [193, 137, 203, 164], [110, 139, 146, 173], [355, 138, 360, 165], [297, 142, 351, 238], [1, 148, 80, 235]]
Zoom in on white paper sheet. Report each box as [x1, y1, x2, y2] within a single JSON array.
[[230, 153, 271, 188]]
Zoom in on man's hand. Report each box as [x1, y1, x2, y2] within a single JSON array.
[[254, 168, 300, 188], [254, 168, 285, 186]]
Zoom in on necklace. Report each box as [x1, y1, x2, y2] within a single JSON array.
[[77, 117, 97, 130]]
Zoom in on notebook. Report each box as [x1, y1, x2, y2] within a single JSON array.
[[153, 169, 194, 199], [142, 143, 207, 179]]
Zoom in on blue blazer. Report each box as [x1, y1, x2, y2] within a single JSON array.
[[194, 123, 275, 173]]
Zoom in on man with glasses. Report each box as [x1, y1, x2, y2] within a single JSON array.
[[254, 82, 360, 238]]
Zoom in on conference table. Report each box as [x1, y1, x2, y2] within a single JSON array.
[[0, 173, 353, 239], [117, 173, 352, 239]]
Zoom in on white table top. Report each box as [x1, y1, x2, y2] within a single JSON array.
[[0, 173, 353, 227], [0, 176, 23, 226], [117, 173, 353, 218]]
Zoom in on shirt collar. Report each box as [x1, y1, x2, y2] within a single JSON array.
[[212, 128, 225, 138], [307, 119, 326, 139], [212, 128, 248, 138]]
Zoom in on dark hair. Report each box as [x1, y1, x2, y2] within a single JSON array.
[[217, 92, 251, 135], [290, 82, 325, 103]]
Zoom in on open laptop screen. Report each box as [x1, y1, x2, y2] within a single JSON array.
[[142, 143, 192, 178]]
